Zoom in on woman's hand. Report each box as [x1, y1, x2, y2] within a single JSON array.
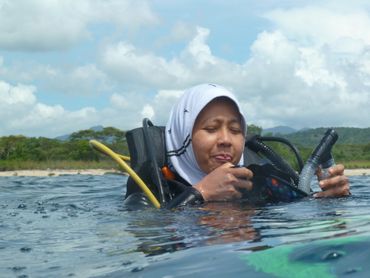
[[194, 163, 253, 201], [314, 164, 350, 198]]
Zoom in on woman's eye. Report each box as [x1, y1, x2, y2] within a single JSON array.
[[204, 126, 217, 132], [230, 126, 242, 134]]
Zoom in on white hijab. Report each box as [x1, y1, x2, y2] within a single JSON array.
[[165, 83, 247, 186]]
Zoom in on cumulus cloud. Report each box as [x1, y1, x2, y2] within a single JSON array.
[[101, 26, 245, 89], [0, 57, 110, 96], [265, 6, 370, 53], [45, 64, 110, 95], [170, 22, 198, 42], [151, 89, 184, 125], [1, 2, 370, 137], [0, 81, 36, 106], [242, 5, 370, 128], [0, 80, 100, 136], [99, 15, 370, 129], [101, 41, 187, 89], [0, 0, 158, 51]]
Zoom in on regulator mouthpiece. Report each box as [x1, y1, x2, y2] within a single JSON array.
[[297, 129, 338, 194], [311, 129, 338, 165]]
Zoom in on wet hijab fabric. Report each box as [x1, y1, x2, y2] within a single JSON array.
[[165, 84, 247, 186]]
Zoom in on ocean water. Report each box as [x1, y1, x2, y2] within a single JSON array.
[[1, 174, 370, 278]]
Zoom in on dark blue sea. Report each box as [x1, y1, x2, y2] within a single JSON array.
[[1, 173, 370, 278]]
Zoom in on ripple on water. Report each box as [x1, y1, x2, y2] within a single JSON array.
[[0, 175, 370, 277]]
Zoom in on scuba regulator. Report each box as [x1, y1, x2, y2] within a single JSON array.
[[245, 128, 339, 202]]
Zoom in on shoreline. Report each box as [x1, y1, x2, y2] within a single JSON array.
[[344, 169, 370, 176], [0, 169, 123, 177], [0, 168, 368, 177]]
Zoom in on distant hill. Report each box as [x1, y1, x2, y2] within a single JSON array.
[[89, 125, 104, 132], [68, 126, 125, 144], [282, 127, 370, 147], [55, 125, 104, 141], [54, 125, 369, 147], [262, 126, 297, 135]]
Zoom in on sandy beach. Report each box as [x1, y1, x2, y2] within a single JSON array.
[[343, 169, 370, 176], [0, 169, 123, 177], [0, 168, 368, 177]]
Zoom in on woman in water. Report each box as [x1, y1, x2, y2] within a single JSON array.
[[165, 83, 350, 203]]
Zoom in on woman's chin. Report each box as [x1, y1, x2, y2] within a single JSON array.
[[208, 161, 229, 172]]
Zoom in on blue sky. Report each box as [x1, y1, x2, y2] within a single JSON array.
[[0, 0, 369, 137]]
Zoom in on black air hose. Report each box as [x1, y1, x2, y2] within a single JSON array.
[[246, 135, 300, 186]]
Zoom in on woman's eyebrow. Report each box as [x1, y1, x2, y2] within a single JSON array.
[[200, 116, 241, 125], [226, 117, 242, 125], [198, 118, 219, 126]]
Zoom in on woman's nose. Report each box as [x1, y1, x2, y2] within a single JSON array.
[[217, 127, 231, 145]]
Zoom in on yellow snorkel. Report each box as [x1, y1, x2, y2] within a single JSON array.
[[89, 140, 161, 209]]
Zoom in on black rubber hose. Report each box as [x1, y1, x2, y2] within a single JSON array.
[[246, 135, 300, 186], [258, 136, 304, 171]]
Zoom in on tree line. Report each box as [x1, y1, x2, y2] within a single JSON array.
[[0, 127, 128, 170], [0, 125, 369, 170]]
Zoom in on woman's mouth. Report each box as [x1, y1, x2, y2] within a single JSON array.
[[214, 153, 233, 163]]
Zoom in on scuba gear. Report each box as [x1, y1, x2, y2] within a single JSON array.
[[123, 118, 310, 208], [298, 129, 338, 194], [247, 163, 307, 202], [125, 119, 170, 205], [166, 186, 204, 209], [91, 119, 340, 209], [89, 139, 161, 208], [142, 118, 168, 204], [247, 129, 339, 200], [245, 135, 303, 186], [243, 135, 308, 203]]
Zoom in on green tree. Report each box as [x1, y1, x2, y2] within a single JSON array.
[[247, 124, 262, 135]]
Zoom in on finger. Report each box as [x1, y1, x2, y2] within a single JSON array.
[[313, 184, 351, 198], [222, 186, 242, 200], [222, 162, 235, 169], [329, 164, 345, 176], [235, 179, 253, 191], [319, 175, 348, 191], [315, 175, 350, 198], [230, 167, 253, 180]]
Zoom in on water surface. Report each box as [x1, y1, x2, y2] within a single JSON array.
[[1, 174, 369, 277]]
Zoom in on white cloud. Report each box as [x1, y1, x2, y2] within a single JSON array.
[[110, 93, 130, 109], [0, 81, 36, 106], [1, 2, 370, 137], [0, 0, 158, 51], [186, 27, 217, 67], [151, 89, 184, 125], [295, 48, 346, 89], [99, 17, 370, 129], [237, 28, 369, 128], [265, 6, 370, 53], [101, 26, 245, 89], [54, 64, 110, 95], [0, 80, 101, 136], [170, 22, 197, 42], [141, 104, 154, 119], [101, 41, 189, 88], [0, 58, 110, 96]]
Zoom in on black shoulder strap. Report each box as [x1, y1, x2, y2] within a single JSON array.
[[126, 125, 167, 169], [124, 124, 167, 200]]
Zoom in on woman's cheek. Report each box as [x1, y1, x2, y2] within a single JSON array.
[[234, 137, 245, 163]]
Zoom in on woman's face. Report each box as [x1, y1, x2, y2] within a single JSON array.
[[192, 97, 245, 174]]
